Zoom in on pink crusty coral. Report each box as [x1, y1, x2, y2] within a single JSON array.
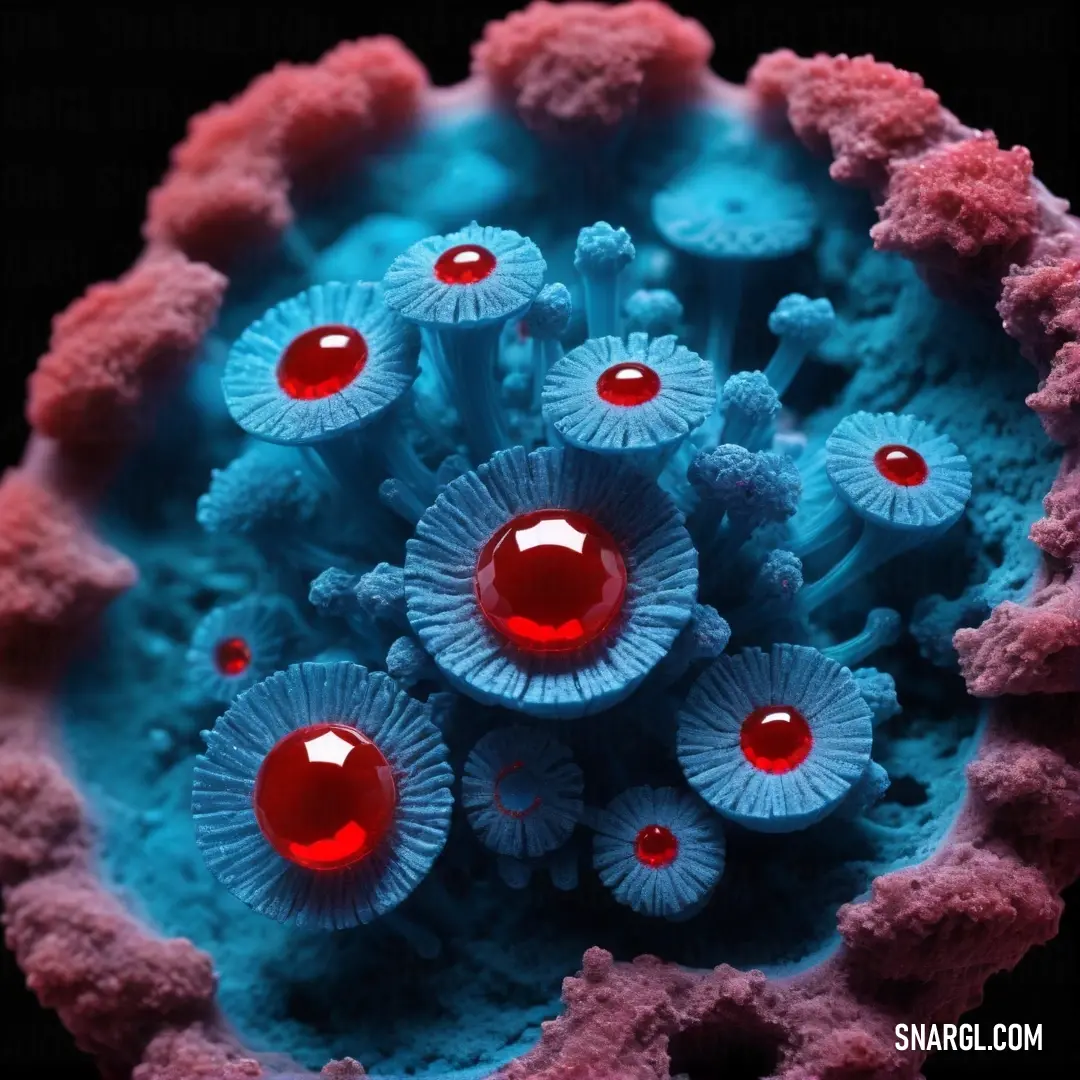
[[27, 254, 227, 447], [0, 469, 135, 666], [145, 37, 426, 267], [954, 577, 1080, 697], [837, 843, 1062, 983], [133, 1024, 262, 1080], [748, 50, 945, 187], [998, 255, 1080, 364], [472, 0, 713, 137], [1029, 446, 1080, 561], [871, 135, 1039, 285], [3, 869, 217, 1066], [1027, 342, 1080, 445], [0, 753, 87, 886]]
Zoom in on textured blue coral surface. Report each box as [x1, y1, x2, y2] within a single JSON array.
[[60, 104, 1058, 1076]]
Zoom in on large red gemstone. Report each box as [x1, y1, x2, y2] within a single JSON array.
[[214, 637, 251, 677], [253, 723, 396, 871], [596, 362, 661, 407], [492, 761, 542, 819], [475, 509, 627, 653], [873, 443, 928, 487], [740, 705, 812, 774], [277, 324, 368, 400], [434, 244, 497, 285], [635, 823, 678, 868]]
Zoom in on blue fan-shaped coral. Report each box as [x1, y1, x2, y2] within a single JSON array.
[[192, 662, 453, 929], [542, 332, 715, 462], [592, 785, 725, 918], [462, 725, 584, 858], [186, 596, 301, 703], [676, 645, 874, 832], [404, 445, 698, 717]]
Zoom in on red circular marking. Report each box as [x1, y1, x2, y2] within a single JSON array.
[[635, 824, 679, 868], [214, 637, 251, 677], [492, 761, 542, 819], [873, 443, 929, 487], [596, 362, 661, 407], [253, 723, 396, 871], [434, 244, 497, 285], [740, 705, 813, 774], [475, 509, 627, 653], [277, 324, 368, 400]]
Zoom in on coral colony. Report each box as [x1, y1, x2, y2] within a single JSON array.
[[2, 4, 1079, 1080]]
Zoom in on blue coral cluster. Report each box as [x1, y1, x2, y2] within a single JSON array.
[[58, 104, 1056, 1074], [186, 203, 976, 936]]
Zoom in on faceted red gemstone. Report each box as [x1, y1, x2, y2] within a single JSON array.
[[475, 509, 627, 653], [253, 723, 396, 871], [434, 243, 498, 285], [740, 705, 813, 774], [596, 362, 662, 407], [635, 824, 679, 868], [277, 324, 368, 400], [214, 637, 251, 677], [492, 760, 542, 819], [873, 443, 929, 487]]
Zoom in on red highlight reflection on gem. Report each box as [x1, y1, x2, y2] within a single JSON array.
[[253, 723, 396, 871], [277, 324, 368, 400], [475, 509, 627, 653], [434, 244, 497, 285], [635, 823, 678, 868], [740, 705, 813, 774], [214, 637, 251, 676], [873, 443, 928, 486], [596, 362, 661, 407]]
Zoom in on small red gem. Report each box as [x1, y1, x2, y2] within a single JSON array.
[[596, 362, 662, 407], [873, 443, 928, 487], [740, 705, 813, 774], [635, 824, 678, 868], [214, 637, 251, 677], [277, 324, 368, 400], [475, 509, 627, 653], [253, 723, 396, 871], [434, 244, 497, 285], [493, 760, 542, 819]]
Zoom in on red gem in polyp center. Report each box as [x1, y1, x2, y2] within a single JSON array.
[[873, 443, 928, 487], [475, 508, 627, 653], [740, 705, 813, 774], [277, 324, 368, 400], [434, 244, 497, 285], [253, 723, 396, 871], [635, 824, 678, 868], [214, 637, 251, 677], [596, 362, 661, 407]]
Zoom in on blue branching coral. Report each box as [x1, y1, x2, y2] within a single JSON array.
[[56, 94, 1055, 1076]]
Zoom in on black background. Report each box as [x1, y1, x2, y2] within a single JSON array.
[[1, 4, 1077, 1077]]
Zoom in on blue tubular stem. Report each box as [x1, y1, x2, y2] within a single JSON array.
[[721, 409, 770, 452], [383, 912, 442, 960], [789, 496, 854, 558], [763, 337, 809, 398], [797, 526, 917, 614], [531, 338, 563, 413], [379, 478, 427, 526], [426, 324, 510, 461], [822, 608, 901, 667], [548, 847, 579, 891], [497, 855, 533, 890], [581, 271, 623, 339], [704, 260, 743, 380]]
